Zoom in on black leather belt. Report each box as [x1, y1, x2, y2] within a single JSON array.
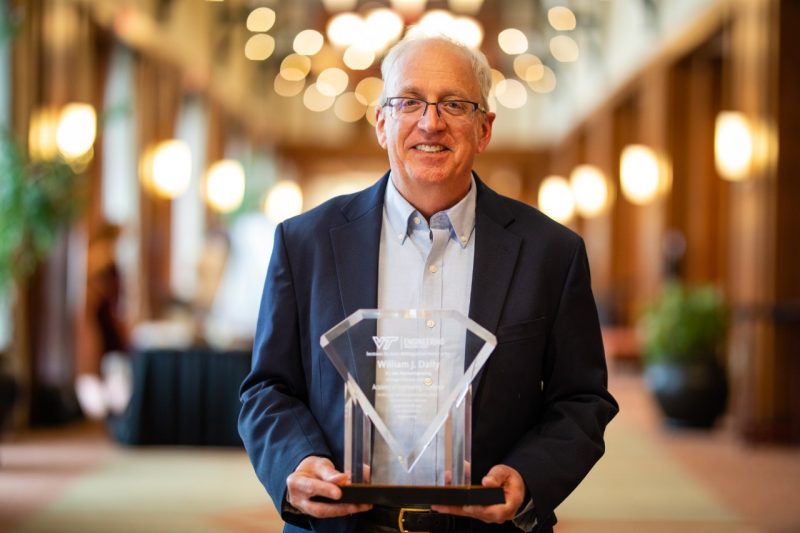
[[363, 506, 473, 532]]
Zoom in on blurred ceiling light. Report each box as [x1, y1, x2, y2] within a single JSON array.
[[245, 34, 275, 60], [513, 54, 543, 82], [390, 0, 426, 16], [317, 67, 349, 96], [303, 83, 336, 112], [715, 111, 752, 181], [281, 54, 312, 80], [205, 159, 245, 213], [620, 144, 661, 205], [56, 103, 97, 161], [151, 139, 191, 199], [538, 175, 575, 223], [246, 7, 276, 33], [528, 65, 556, 93], [451, 17, 483, 48], [327, 13, 363, 48], [414, 10, 455, 36], [548, 6, 577, 31], [264, 180, 303, 224], [407, 11, 482, 49], [274, 73, 306, 97], [364, 8, 404, 52], [570, 164, 609, 217], [343, 45, 375, 70], [448, 0, 484, 14], [498, 28, 528, 55], [294, 29, 324, 56], [334, 92, 367, 122], [321, 0, 358, 12], [28, 106, 60, 161], [494, 79, 527, 109], [550, 35, 579, 62], [490, 68, 505, 90], [355, 77, 384, 106]]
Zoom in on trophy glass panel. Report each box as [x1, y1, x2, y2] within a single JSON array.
[[321, 309, 497, 504]]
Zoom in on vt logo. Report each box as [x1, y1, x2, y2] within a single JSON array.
[[372, 336, 399, 350]]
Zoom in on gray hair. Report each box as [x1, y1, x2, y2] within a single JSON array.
[[379, 34, 493, 109]]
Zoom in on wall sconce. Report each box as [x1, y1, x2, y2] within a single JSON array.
[[620, 144, 663, 205], [56, 103, 96, 161], [569, 164, 609, 218], [537, 175, 575, 223], [148, 139, 192, 199], [205, 159, 245, 213], [263, 180, 303, 223], [28, 103, 96, 163], [28, 107, 60, 161], [715, 111, 752, 181]]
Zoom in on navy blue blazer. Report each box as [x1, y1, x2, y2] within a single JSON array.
[[239, 173, 618, 532]]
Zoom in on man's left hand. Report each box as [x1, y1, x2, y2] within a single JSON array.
[[431, 464, 527, 524]]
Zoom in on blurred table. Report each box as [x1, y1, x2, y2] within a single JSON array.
[[112, 348, 250, 447]]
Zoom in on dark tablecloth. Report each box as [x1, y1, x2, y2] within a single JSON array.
[[112, 348, 250, 446]]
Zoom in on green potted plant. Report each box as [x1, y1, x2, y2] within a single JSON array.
[[639, 281, 729, 428], [0, 130, 84, 428]]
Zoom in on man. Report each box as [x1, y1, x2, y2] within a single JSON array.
[[239, 35, 618, 532]]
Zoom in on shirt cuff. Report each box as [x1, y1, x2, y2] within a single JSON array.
[[511, 498, 538, 532]]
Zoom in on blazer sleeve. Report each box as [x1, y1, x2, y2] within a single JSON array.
[[503, 238, 618, 527], [238, 223, 332, 528]]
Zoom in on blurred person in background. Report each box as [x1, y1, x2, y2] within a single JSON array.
[[75, 223, 131, 419], [240, 35, 617, 533]]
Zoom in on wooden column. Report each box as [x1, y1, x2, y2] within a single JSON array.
[[727, 0, 800, 443], [134, 56, 182, 321], [582, 110, 615, 317]]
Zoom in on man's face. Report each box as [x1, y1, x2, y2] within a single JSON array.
[[376, 41, 495, 195]]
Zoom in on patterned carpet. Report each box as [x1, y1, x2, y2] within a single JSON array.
[[9, 413, 757, 533]]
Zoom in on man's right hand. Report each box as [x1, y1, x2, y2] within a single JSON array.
[[285, 456, 372, 518]]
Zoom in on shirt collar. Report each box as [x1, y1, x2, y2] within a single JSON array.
[[384, 173, 477, 248]]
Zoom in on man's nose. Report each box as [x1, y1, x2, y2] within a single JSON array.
[[418, 103, 446, 130]]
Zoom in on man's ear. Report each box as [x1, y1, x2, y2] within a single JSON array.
[[476, 111, 495, 153], [375, 107, 387, 149]]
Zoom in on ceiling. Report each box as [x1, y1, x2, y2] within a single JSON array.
[[71, 0, 700, 149]]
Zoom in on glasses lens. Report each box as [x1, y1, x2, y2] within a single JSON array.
[[438, 101, 472, 116]]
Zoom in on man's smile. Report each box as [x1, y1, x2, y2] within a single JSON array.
[[413, 143, 449, 153]]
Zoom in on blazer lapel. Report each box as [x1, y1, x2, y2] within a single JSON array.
[[329, 173, 389, 398], [467, 179, 521, 374]]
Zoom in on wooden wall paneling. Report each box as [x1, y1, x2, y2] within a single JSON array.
[[773, 0, 800, 442], [582, 110, 615, 315], [135, 56, 182, 321], [666, 35, 728, 286], [610, 97, 639, 324], [9, 0, 108, 424], [727, 0, 800, 443], [635, 69, 669, 312]]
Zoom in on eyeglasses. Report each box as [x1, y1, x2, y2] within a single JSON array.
[[382, 97, 487, 121]]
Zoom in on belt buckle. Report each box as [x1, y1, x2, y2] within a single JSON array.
[[398, 507, 430, 533]]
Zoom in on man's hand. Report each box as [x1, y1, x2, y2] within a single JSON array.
[[431, 464, 527, 524], [285, 456, 372, 518]]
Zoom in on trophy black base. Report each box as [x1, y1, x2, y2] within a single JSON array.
[[313, 484, 505, 506]]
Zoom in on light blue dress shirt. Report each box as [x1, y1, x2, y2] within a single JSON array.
[[373, 174, 476, 485], [372, 175, 537, 531]]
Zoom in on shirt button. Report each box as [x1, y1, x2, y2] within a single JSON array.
[[423, 377, 433, 386], [428, 265, 438, 273], [426, 319, 436, 328], [460, 235, 468, 243], [413, 216, 421, 225]]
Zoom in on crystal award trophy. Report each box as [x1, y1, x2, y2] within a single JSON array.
[[319, 309, 504, 506]]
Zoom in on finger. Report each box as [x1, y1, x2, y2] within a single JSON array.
[[301, 501, 372, 519], [287, 475, 343, 511]]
